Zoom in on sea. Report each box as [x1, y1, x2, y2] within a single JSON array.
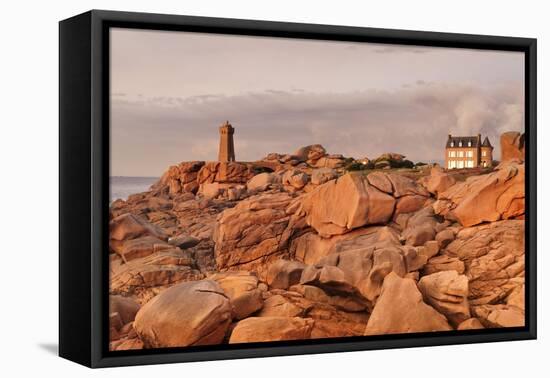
[[110, 176, 159, 202]]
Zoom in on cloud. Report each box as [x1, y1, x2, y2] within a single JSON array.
[[111, 82, 524, 176]]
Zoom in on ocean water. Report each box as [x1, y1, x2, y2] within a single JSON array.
[[110, 176, 159, 201]]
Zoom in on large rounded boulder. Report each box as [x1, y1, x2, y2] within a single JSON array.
[[133, 280, 232, 348], [299, 173, 396, 237], [364, 273, 452, 335]]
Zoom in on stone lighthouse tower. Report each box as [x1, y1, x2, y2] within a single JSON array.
[[218, 120, 235, 162]]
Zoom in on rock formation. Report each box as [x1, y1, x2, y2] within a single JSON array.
[[364, 273, 452, 335], [109, 136, 525, 350], [213, 192, 306, 278], [433, 161, 524, 227], [134, 280, 232, 348], [420, 166, 456, 196], [418, 270, 470, 326], [229, 317, 315, 343], [209, 271, 264, 320], [297, 172, 430, 238], [501, 131, 525, 162]]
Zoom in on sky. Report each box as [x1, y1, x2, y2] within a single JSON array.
[[110, 28, 525, 177]]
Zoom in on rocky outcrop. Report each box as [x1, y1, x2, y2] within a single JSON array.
[[471, 304, 524, 328], [110, 248, 202, 303], [313, 154, 346, 169], [134, 280, 232, 348], [434, 161, 524, 227], [311, 168, 338, 185], [294, 144, 327, 163], [171, 194, 234, 240], [260, 152, 302, 168], [168, 234, 200, 249], [444, 220, 524, 306], [198, 161, 256, 185], [229, 317, 314, 343], [435, 229, 455, 249], [209, 271, 264, 320], [501, 131, 525, 162], [260, 145, 346, 171], [111, 235, 174, 262], [109, 212, 204, 302], [110, 213, 168, 244], [110, 189, 231, 244], [420, 166, 456, 196], [257, 294, 304, 317], [401, 207, 439, 246], [282, 169, 310, 190], [256, 287, 369, 338], [111, 193, 175, 219], [109, 295, 140, 344], [293, 225, 430, 309], [110, 295, 140, 325], [110, 335, 144, 351], [298, 172, 432, 238], [300, 265, 359, 297], [290, 226, 399, 265], [148, 161, 202, 196], [457, 318, 484, 330], [506, 284, 525, 310], [364, 273, 452, 335], [213, 192, 306, 278], [385, 172, 430, 198], [152, 161, 256, 200], [418, 271, 470, 326], [158, 161, 205, 195], [299, 174, 396, 237], [423, 255, 465, 275], [290, 284, 368, 312], [110, 138, 526, 350], [266, 259, 306, 290], [246, 172, 281, 192]]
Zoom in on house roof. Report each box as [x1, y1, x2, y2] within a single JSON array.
[[446, 135, 479, 148], [481, 136, 493, 148]]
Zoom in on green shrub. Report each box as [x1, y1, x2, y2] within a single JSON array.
[[399, 159, 415, 169], [345, 162, 365, 171]]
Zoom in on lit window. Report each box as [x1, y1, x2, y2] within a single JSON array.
[[467, 151, 473, 157], [482, 151, 486, 157], [458, 141, 462, 147], [468, 141, 472, 147], [450, 142, 454, 147], [458, 151, 464, 157], [457, 160, 464, 169]]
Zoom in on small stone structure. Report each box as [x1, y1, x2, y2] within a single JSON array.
[[218, 121, 236, 162]]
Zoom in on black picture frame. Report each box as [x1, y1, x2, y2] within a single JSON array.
[[59, 9, 537, 368]]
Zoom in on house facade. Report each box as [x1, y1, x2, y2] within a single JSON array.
[[445, 134, 493, 169]]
